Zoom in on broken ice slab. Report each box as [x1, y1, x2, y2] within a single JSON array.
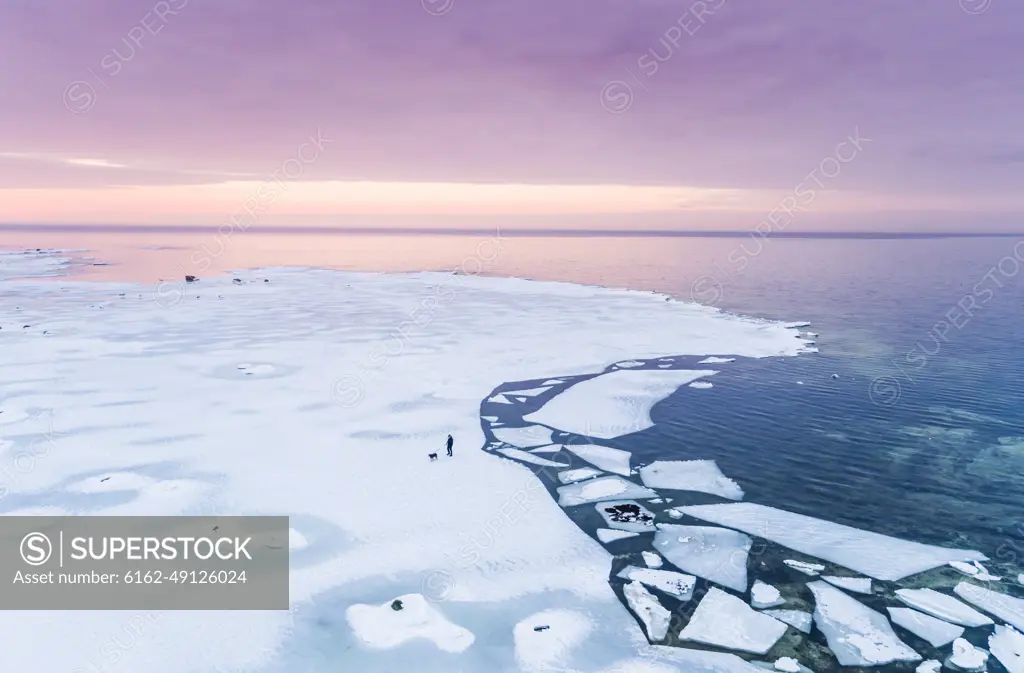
[[653, 524, 751, 592], [616, 566, 696, 601], [808, 580, 921, 666], [887, 607, 964, 648], [895, 588, 993, 627], [678, 587, 788, 655], [557, 476, 657, 507], [639, 460, 744, 501], [681, 502, 986, 581]]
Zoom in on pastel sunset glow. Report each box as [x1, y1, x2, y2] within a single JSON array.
[[2, 1, 1022, 230]]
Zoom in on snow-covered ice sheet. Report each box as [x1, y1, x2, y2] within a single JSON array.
[[513, 609, 592, 672], [989, 625, 1024, 673], [346, 593, 475, 653], [678, 587, 788, 655], [886, 607, 964, 647], [807, 581, 921, 666], [523, 369, 719, 439], [653, 524, 751, 592], [640, 460, 744, 500], [0, 255, 815, 672], [557, 476, 658, 507], [617, 566, 696, 601], [762, 610, 812, 634], [681, 502, 986, 581], [954, 582, 1024, 631], [895, 588, 993, 627], [566, 443, 632, 476]]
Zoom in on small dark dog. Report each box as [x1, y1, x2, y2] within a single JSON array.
[[428, 453, 438, 461]]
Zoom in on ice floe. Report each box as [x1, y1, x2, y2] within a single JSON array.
[[954, 581, 1024, 631], [497, 448, 569, 468], [597, 528, 639, 544], [917, 660, 941, 673], [678, 587, 788, 655], [623, 580, 672, 641], [640, 460, 744, 500], [751, 580, 786, 609], [762, 610, 813, 634], [807, 581, 921, 666], [557, 467, 602, 484], [887, 608, 964, 647], [523, 369, 719, 439], [989, 624, 1024, 673], [642, 551, 663, 568], [566, 443, 632, 476], [346, 593, 475, 653], [946, 638, 989, 672], [491, 424, 554, 448], [949, 560, 1001, 581], [513, 609, 592, 672], [784, 560, 825, 576], [895, 588, 993, 627], [689, 381, 714, 389], [698, 357, 736, 364], [681, 502, 986, 581], [596, 500, 656, 533], [557, 476, 658, 507], [617, 566, 697, 601], [1018, 574, 1024, 586], [653, 524, 751, 592], [774, 657, 802, 672], [822, 575, 872, 595]]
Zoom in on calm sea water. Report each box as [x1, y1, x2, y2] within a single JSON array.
[[4, 228, 1024, 568]]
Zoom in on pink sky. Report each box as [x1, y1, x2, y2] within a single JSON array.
[[2, 1, 1022, 231]]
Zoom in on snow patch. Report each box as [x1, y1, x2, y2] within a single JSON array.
[[346, 593, 475, 653]]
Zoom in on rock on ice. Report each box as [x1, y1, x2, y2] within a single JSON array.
[[653, 524, 751, 592], [617, 566, 696, 601], [895, 588, 993, 627], [639, 460, 744, 501], [807, 581, 921, 666], [623, 580, 671, 641], [886, 607, 964, 647], [678, 587, 788, 655], [557, 476, 657, 507], [595, 500, 656, 533], [345, 593, 475, 653], [513, 609, 592, 672], [682, 502, 986, 581]]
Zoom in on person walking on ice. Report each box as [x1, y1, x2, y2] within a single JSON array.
[[446, 434, 454, 457]]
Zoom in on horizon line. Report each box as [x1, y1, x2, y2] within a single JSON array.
[[1, 223, 1023, 240]]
